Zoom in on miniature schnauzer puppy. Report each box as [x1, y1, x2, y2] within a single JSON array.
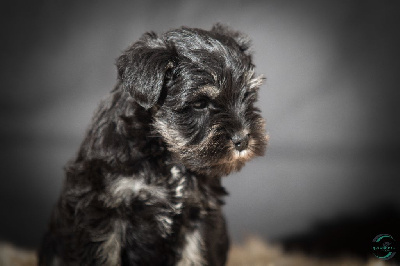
[[39, 24, 268, 266]]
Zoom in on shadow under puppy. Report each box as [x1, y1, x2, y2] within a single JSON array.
[[39, 24, 268, 266]]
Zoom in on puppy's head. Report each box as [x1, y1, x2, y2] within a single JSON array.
[[117, 24, 268, 176]]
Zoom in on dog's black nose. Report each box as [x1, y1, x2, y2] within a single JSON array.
[[231, 133, 250, 152]]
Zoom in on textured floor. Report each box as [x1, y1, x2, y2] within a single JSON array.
[[0, 238, 392, 266], [227, 237, 391, 266]]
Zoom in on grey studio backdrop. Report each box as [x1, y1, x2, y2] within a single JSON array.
[[1, 0, 399, 252]]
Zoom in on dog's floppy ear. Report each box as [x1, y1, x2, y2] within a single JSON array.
[[211, 23, 251, 53], [116, 32, 175, 110]]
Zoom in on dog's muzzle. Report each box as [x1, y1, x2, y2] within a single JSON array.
[[231, 132, 250, 152]]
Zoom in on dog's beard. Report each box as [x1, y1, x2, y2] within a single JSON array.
[[207, 119, 268, 176], [154, 117, 268, 177]]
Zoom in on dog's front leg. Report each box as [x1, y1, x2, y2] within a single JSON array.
[[98, 176, 180, 266]]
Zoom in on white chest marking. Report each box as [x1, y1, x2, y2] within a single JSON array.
[[177, 229, 205, 266]]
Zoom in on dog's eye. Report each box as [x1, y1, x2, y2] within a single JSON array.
[[192, 99, 209, 110]]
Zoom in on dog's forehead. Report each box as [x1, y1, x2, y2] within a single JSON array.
[[166, 27, 249, 68], [165, 27, 233, 53], [164, 28, 263, 101], [186, 67, 262, 101]]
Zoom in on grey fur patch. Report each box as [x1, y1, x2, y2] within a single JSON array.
[[96, 232, 121, 265], [246, 69, 264, 90], [153, 119, 189, 147], [105, 177, 168, 208], [197, 85, 220, 99], [177, 229, 205, 266], [93, 220, 126, 266]]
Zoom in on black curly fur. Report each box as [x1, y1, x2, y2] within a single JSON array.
[[39, 24, 268, 266]]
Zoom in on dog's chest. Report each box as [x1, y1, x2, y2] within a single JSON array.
[[167, 166, 209, 229], [168, 166, 218, 265], [110, 166, 221, 265]]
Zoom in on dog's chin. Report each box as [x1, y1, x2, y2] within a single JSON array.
[[163, 125, 268, 177], [217, 147, 257, 175], [178, 141, 265, 177], [214, 134, 269, 176], [185, 161, 246, 178], [199, 150, 253, 177], [232, 148, 254, 162]]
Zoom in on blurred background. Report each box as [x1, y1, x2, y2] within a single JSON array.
[[1, 0, 399, 260]]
